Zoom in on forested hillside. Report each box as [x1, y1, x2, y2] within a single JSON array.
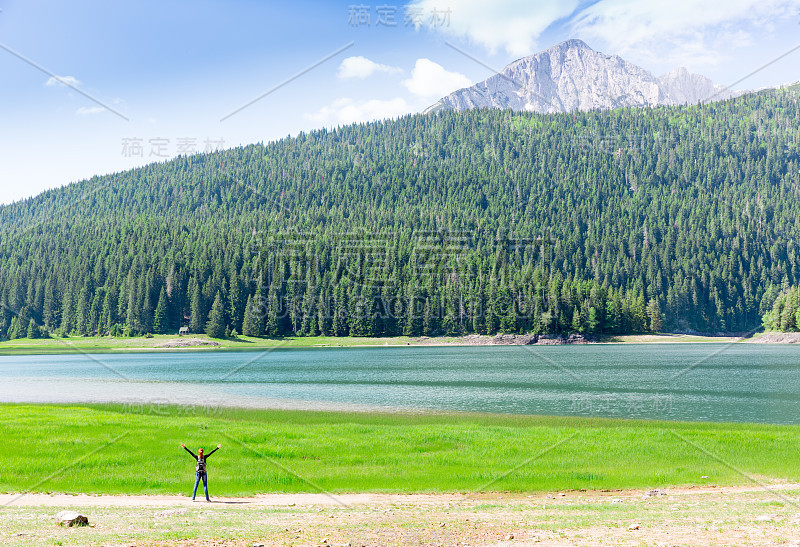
[[1, 86, 799, 339]]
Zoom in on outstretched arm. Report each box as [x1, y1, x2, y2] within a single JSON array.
[[181, 444, 197, 459], [205, 444, 221, 458]]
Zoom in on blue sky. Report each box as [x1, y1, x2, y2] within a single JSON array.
[[1, 0, 798, 204]]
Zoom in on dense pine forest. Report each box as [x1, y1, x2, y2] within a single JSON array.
[[1, 85, 799, 339]]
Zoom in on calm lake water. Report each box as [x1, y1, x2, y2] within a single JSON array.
[[1, 344, 799, 424]]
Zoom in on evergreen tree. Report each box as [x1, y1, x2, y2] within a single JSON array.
[[423, 298, 434, 336], [647, 298, 663, 332], [317, 290, 332, 336], [242, 294, 262, 337], [42, 278, 57, 329], [571, 309, 583, 333], [153, 287, 169, 334], [7, 317, 21, 340], [470, 292, 485, 335], [587, 307, 599, 333], [349, 286, 373, 336], [26, 318, 38, 339], [189, 281, 203, 334], [205, 292, 226, 339], [499, 290, 518, 333], [228, 269, 244, 333], [332, 283, 349, 337], [266, 284, 281, 336], [404, 287, 422, 336]]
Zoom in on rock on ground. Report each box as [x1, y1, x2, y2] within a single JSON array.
[[55, 510, 88, 527], [155, 337, 222, 348]]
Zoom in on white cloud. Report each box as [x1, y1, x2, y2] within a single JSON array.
[[570, 0, 799, 67], [338, 56, 402, 79], [45, 75, 81, 88], [408, 0, 797, 70], [304, 97, 412, 125], [304, 58, 469, 126], [402, 59, 471, 99], [407, 0, 580, 56], [76, 106, 105, 116]]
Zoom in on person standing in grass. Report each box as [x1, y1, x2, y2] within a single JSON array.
[[181, 443, 221, 501]]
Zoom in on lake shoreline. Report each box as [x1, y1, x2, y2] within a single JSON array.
[[0, 331, 793, 355]]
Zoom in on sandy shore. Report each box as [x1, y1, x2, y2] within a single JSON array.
[[3, 483, 800, 507]]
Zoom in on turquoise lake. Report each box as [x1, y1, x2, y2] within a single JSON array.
[[1, 344, 799, 424]]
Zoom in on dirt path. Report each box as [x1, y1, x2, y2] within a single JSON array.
[[1, 491, 467, 507], [3, 482, 800, 507], [4, 483, 800, 546]]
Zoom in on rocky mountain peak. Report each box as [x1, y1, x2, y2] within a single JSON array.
[[426, 40, 740, 114]]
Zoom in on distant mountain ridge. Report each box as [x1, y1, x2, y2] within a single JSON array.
[[426, 39, 740, 114]]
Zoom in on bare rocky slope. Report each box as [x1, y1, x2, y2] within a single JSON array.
[[426, 39, 739, 114]]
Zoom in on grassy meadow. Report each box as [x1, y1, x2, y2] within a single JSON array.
[[0, 334, 406, 354], [1, 404, 798, 496]]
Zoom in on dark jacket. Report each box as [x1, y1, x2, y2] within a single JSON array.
[[183, 446, 219, 474]]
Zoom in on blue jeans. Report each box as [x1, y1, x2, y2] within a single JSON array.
[[192, 472, 209, 500]]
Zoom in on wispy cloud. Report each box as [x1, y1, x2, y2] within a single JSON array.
[[304, 97, 411, 125], [306, 57, 470, 124], [76, 106, 105, 116], [570, 0, 799, 67], [407, 0, 580, 56], [409, 0, 798, 69], [337, 56, 402, 79], [45, 75, 81, 87]]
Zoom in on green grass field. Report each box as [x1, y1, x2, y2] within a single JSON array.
[[1, 404, 798, 496], [0, 334, 411, 354]]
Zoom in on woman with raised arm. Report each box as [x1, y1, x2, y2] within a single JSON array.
[[181, 443, 221, 501]]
